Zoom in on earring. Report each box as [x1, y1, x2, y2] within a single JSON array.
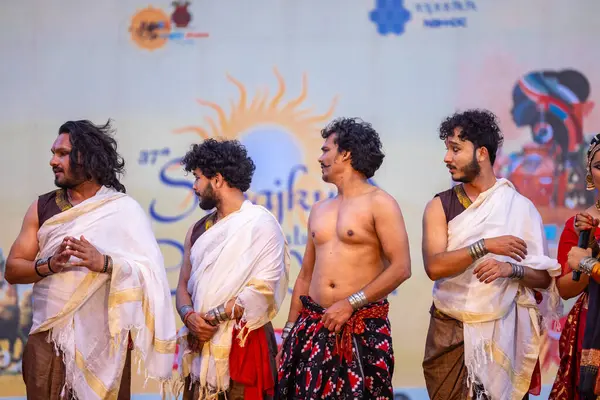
[[586, 174, 595, 191]]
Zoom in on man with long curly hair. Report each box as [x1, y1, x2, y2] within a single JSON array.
[[5, 120, 176, 399], [421, 109, 561, 399], [175, 139, 289, 400], [276, 117, 411, 399]]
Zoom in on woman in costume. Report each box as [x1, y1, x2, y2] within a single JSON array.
[[551, 133, 600, 399]]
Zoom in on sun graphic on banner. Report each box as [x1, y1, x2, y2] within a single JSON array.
[[173, 68, 338, 233]]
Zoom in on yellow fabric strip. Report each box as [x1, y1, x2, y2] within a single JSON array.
[[454, 184, 473, 209], [75, 350, 120, 399], [32, 273, 100, 333], [108, 287, 143, 309]]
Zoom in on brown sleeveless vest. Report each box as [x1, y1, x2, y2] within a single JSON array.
[[37, 189, 72, 227], [190, 211, 218, 246], [435, 184, 473, 223]]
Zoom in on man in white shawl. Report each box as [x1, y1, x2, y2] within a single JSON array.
[[421, 110, 561, 400], [175, 139, 289, 400], [5, 120, 177, 400]]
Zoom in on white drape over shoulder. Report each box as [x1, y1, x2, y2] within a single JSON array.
[[32, 186, 177, 400], [177, 200, 289, 396], [433, 179, 561, 400]]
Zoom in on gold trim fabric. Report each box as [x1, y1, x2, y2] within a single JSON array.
[[31, 186, 177, 399], [177, 200, 290, 395], [433, 179, 561, 399], [454, 184, 473, 209]]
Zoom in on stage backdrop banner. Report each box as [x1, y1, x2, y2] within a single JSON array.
[[1, 0, 600, 397]]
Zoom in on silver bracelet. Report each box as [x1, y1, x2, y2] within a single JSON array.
[[281, 321, 295, 341], [508, 263, 525, 280], [217, 303, 229, 322], [469, 239, 488, 261], [579, 257, 597, 276], [347, 290, 368, 311], [178, 304, 194, 321]]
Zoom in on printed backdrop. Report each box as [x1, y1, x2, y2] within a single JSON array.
[[1, 0, 599, 396]]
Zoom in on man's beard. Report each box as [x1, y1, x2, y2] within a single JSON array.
[[197, 183, 218, 210], [452, 155, 481, 183], [54, 168, 85, 189]]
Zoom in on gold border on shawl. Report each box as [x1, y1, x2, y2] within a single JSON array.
[[32, 273, 100, 333], [454, 184, 473, 209], [181, 352, 194, 378], [106, 266, 175, 355], [482, 306, 539, 397], [485, 341, 534, 396], [141, 294, 176, 354], [43, 194, 125, 227], [246, 278, 276, 319], [449, 309, 507, 324], [108, 287, 144, 309], [75, 350, 120, 400]]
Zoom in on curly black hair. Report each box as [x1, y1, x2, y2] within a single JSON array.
[[59, 119, 126, 192], [181, 139, 256, 192], [321, 117, 385, 178], [438, 109, 504, 165]]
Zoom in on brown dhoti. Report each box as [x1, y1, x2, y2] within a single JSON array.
[[183, 322, 278, 400], [22, 332, 132, 400], [423, 304, 531, 400], [423, 304, 469, 400]]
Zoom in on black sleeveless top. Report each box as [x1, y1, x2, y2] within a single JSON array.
[[37, 189, 72, 227], [434, 185, 473, 223]]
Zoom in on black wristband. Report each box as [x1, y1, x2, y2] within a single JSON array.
[[34, 258, 51, 277], [47, 256, 55, 274], [102, 255, 108, 273]]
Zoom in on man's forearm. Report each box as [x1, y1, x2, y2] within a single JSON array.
[[286, 276, 311, 323], [362, 263, 410, 303], [520, 267, 551, 289], [5, 258, 46, 284], [425, 247, 475, 281], [224, 298, 244, 320], [175, 284, 194, 320]]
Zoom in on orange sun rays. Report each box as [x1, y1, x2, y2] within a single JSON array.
[[172, 68, 337, 140]]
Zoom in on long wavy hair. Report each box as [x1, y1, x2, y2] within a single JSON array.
[[58, 119, 126, 193]]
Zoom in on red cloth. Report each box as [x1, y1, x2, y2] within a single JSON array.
[[558, 216, 595, 377], [229, 325, 274, 400]]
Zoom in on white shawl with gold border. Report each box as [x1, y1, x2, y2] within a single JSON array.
[[32, 186, 177, 400], [177, 200, 289, 397], [433, 179, 561, 400]]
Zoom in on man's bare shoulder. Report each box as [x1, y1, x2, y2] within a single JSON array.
[[24, 199, 39, 226], [185, 222, 195, 241], [309, 196, 335, 215], [423, 196, 446, 228], [424, 195, 443, 214], [369, 188, 400, 210]]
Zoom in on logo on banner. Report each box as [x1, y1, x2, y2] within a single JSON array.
[[129, 2, 209, 51], [139, 69, 340, 293], [370, 0, 478, 36]]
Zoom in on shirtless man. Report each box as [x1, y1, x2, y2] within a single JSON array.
[[276, 117, 411, 399]]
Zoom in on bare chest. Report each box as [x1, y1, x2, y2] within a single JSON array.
[[311, 200, 375, 245]]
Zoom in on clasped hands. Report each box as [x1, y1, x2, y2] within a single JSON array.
[[184, 305, 231, 352], [49, 235, 108, 273]]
